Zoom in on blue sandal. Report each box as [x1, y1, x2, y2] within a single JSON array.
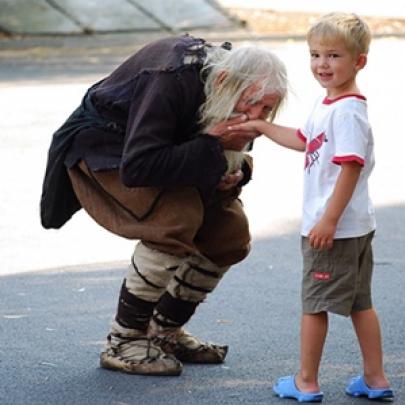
[[345, 375, 394, 400], [273, 375, 324, 402]]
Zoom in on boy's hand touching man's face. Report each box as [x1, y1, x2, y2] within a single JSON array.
[[209, 115, 261, 151], [227, 119, 263, 134]]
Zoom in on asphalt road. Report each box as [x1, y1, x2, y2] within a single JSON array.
[[0, 34, 404, 404], [1, 205, 404, 404]]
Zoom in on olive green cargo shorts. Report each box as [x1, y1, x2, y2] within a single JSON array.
[[301, 231, 375, 316]]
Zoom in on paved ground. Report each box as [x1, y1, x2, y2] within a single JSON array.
[[1, 22, 405, 405], [1, 206, 404, 404]]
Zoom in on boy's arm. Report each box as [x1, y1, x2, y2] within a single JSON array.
[[228, 120, 305, 151], [260, 122, 305, 151], [309, 161, 362, 250]]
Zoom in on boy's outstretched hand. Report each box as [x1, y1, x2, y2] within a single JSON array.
[[227, 119, 263, 131], [208, 115, 262, 151]]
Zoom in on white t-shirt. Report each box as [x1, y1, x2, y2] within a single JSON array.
[[297, 94, 376, 238]]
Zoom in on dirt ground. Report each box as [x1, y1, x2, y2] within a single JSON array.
[[228, 8, 405, 37]]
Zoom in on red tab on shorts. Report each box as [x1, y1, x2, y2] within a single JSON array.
[[313, 272, 331, 281]]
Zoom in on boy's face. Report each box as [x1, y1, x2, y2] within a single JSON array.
[[308, 37, 366, 98]]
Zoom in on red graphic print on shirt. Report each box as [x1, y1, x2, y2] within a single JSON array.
[[305, 132, 327, 171]]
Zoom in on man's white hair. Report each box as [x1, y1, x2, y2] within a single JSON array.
[[199, 45, 288, 128]]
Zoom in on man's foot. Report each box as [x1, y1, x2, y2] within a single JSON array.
[[148, 320, 228, 364], [100, 329, 183, 376]]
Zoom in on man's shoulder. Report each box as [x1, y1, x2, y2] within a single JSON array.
[[141, 34, 207, 52]]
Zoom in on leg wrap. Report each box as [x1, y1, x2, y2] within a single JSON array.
[[153, 292, 199, 328], [125, 242, 184, 302], [147, 254, 231, 364], [114, 242, 184, 330], [115, 282, 155, 331], [152, 254, 230, 327], [166, 254, 230, 303]]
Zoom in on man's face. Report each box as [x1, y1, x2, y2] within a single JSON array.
[[234, 84, 280, 120]]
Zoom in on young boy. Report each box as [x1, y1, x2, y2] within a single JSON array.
[[228, 12, 394, 402]]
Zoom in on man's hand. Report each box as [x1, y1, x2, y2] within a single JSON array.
[[217, 170, 243, 191], [208, 115, 260, 151]]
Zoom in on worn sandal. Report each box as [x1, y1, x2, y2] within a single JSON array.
[[148, 319, 228, 364], [100, 332, 182, 376], [273, 375, 323, 402], [346, 375, 394, 401]]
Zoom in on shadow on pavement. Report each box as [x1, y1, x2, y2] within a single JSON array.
[[0, 204, 404, 404]]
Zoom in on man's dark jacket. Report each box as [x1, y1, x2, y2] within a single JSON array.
[[40, 35, 249, 229]]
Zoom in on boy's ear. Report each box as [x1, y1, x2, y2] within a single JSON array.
[[356, 53, 367, 71]]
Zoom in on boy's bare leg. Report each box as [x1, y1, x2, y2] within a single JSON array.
[[351, 308, 390, 388], [296, 312, 328, 392]]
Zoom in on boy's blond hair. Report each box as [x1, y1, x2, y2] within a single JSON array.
[[307, 12, 371, 55]]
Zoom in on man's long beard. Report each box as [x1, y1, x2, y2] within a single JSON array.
[[202, 111, 246, 175], [222, 149, 246, 174]]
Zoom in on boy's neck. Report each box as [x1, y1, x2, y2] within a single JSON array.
[[326, 80, 360, 99]]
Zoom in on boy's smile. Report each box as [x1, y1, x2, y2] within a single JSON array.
[[309, 38, 366, 98]]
